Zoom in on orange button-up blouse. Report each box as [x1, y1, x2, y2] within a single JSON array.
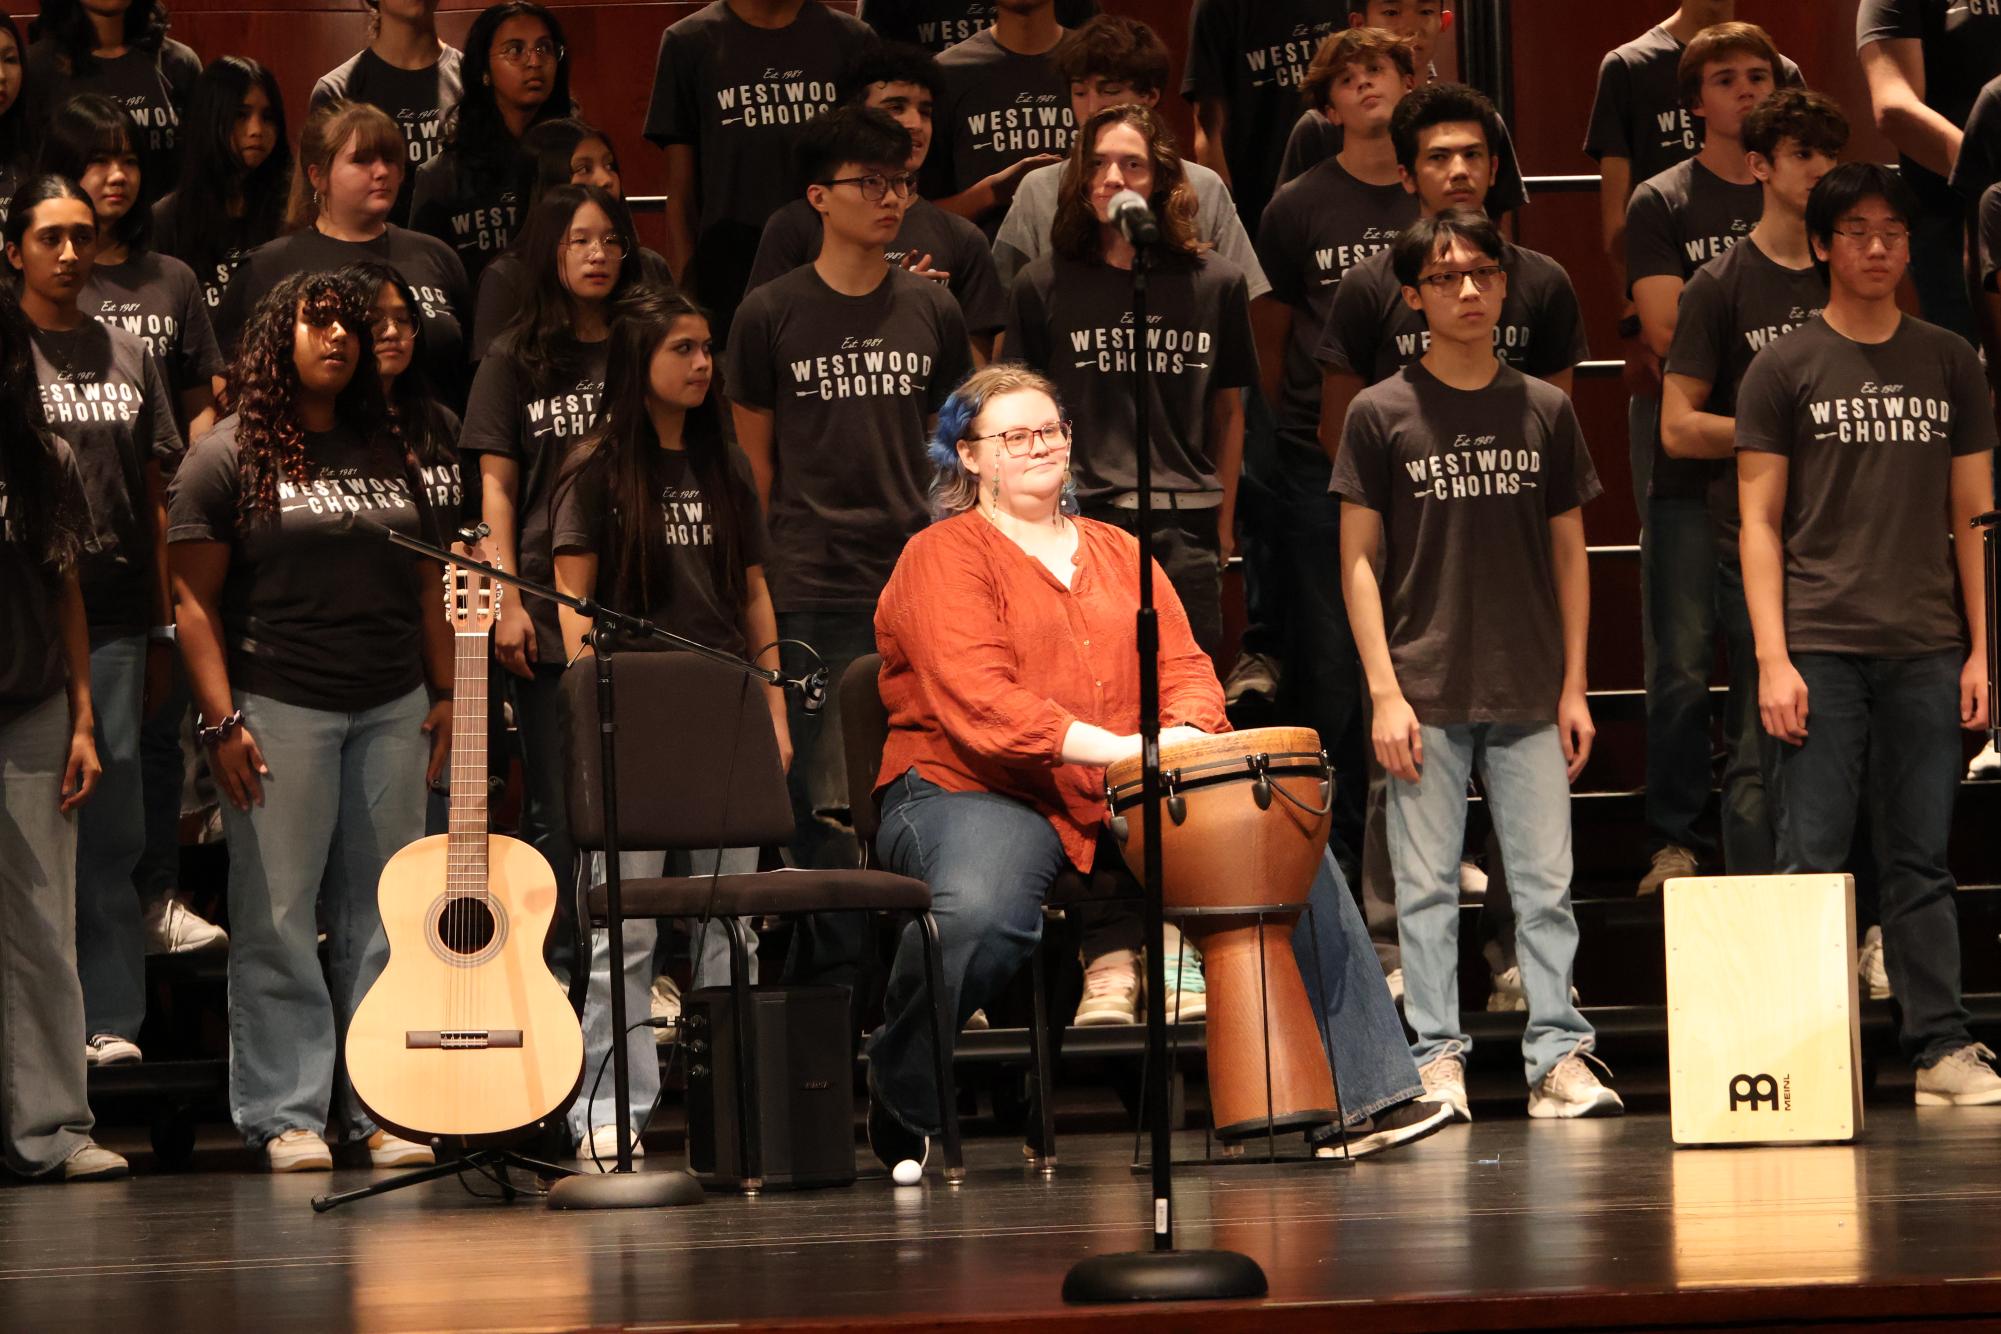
[[874, 512, 1231, 871]]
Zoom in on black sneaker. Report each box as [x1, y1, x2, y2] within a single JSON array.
[[867, 1093, 930, 1174], [1313, 1098, 1454, 1160]]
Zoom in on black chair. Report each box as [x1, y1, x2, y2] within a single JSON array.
[[563, 652, 964, 1189]]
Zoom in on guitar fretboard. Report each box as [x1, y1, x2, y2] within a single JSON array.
[[445, 624, 490, 893]]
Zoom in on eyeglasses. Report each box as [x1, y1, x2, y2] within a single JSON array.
[[560, 234, 629, 260], [370, 310, 414, 339], [494, 39, 563, 66], [968, 420, 1073, 457], [820, 172, 919, 203], [1831, 222, 1910, 248], [1414, 264, 1505, 293]]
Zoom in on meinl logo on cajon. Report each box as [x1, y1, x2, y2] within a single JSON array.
[[1729, 1073, 1782, 1112]]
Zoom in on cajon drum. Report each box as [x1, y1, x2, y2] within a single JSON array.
[[1664, 874, 1863, 1146]]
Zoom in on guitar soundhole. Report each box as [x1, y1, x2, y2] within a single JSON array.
[[437, 897, 498, 956]]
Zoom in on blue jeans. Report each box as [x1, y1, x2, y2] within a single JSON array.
[[1775, 651, 1971, 1068], [223, 686, 429, 1148], [74, 635, 147, 1042], [1643, 494, 1718, 857], [1389, 722, 1593, 1085], [134, 660, 190, 901], [1715, 557, 1775, 873], [508, 663, 577, 974], [570, 847, 757, 1141]]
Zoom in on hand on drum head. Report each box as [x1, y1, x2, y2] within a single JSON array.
[[1372, 693, 1423, 784], [1160, 724, 1209, 750]]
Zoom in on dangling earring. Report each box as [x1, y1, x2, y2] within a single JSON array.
[[988, 471, 1000, 508]]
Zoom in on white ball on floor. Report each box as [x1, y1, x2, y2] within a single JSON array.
[[892, 1159, 922, 1187]]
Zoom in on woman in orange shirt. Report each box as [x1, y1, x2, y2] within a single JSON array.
[[866, 363, 1450, 1175]]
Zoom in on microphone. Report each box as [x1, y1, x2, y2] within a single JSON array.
[[794, 666, 830, 716], [1108, 189, 1160, 247]]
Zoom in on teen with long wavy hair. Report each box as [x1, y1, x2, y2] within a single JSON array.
[[0, 282, 129, 1184], [310, 0, 465, 223], [24, 0, 199, 193], [548, 285, 782, 1158], [154, 56, 292, 313], [0, 16, 31, 231], [167, 271, 453, 1173]]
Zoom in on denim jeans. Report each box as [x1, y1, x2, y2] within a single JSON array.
[[1388, 722, 1593, 1085], [74, 635, 147, 1042], [0, 694, 95, 1175], [1643, 494, 1718, 857], [569, 846, 758, 1141], [1715, 556, 1776, 874], [508, 664, 577, 974], [134, 659, 190, 901], [223, 686, 429, 1148], [1774, 651, 1971, 1068]]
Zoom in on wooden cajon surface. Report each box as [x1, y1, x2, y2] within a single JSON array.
[[1664, 874, 1863, 1146]]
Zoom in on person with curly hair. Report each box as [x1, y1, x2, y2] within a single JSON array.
[[154, 56, 293, 314], [409, 1, 572, 288], [310, 0, 464, 223], [0, 279, 130, 1185], [166, 269, 454, 1173], [23, 0, 200, 194]]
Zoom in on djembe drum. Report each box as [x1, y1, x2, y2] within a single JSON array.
[[1103, 727, 1338, 1141]]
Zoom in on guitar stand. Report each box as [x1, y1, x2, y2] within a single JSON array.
[[311, 1146, 578, 1213]]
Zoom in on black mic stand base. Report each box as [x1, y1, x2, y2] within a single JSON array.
[[1062, 1248, 1268, 1304], [547, 1165, 706, 1210]]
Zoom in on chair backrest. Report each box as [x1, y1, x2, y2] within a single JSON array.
[[840, 652, 891, 846], [562, 651, 795, 852]]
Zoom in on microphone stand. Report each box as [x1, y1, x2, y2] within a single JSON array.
[[382, 529, 824, 1211], [1062, 222, 1266, 1303]]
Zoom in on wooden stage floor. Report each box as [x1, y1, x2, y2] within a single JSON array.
[[6, 1108, 2001, 1332]]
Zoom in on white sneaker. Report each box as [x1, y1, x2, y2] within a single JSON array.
[[1858, 925, 1892, 1001], [650, 974, 682, 1045], [1968, 740, 2000, 780], [86, 1034, 142, 1066], [142, 897, 228, 955], [579, 1123, 645, 1164], [1385, 968, 1404, 1005], [1418, 1054, 1470, 1123], [63, 1141, 130, 1182], [266, 1129, 333, 1173], [1458, 860, 1489, 898], [1528, 1048, 1625, 1119], [1160, 932, 1206, 1023], [1915, 1043, 2001, 1106], [1638, 844, 1699, 896], [1072, 949, 1140, 1026], [367, 1129, 435, 1168]]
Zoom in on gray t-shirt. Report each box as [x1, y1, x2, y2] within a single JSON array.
[[458, 336, 609, 666], [1585, 25, 1803, 186], [1735, 314, 1997, 657], [857, 0, 1098, 53], [409, 146, 526, 290], [726, 264, 971, 612], [1276, 107, 1532, 215], [150, 196, 269, 313], [1315, 242, 1588, 386], [926, 29, 1074, 238], [310, 45, 466, 224], [1663, 236, 1825, 559], [0, 441, 87, 725], [1331, 361, 1601, 724], [81, 252, 224, 402], [1003, 251, 1258, 504], [992, 157, 1270, 300], [1858, 0, 2001, 205], [29, 321, 181, 636], [1257, 156, 1419, 453], [25, 38, 201, 194], [747, 195, 1007, 335]]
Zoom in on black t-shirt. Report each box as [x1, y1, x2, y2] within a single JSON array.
[[1275, 103, 1533, 217], [1180, 0, 1345, 233], [1980, 180, 2001, 290], [1858, 0, 2001, 206], [469, 247, 674, 362], [29, 321, 180, 636], [726, 264, 970, 611], [926, 29, 1074, 238], [745, 195, 1006, 335], [1004, 251, 1257, 503], [1585, 25, 1804, 186], [25, 38, 201, 193], [1735, 314, 1997, 657], [81, 252, 225, 401], [0, 441, 88, 726], [857, 0, 1098, 53], [151, 196, 271, 313], [167, 415, 429, 711], [552, 443, 770, 657], [1315, 242, 1589, 386], [1257, 157, 1420, 453], [310, 46, 466, 224], [214, 226, 471, 408], [459, 336, 608, 666], [409, 146, 526, 290], [1664, 237, 1826, 560], [1330, 361, 1602, 724]]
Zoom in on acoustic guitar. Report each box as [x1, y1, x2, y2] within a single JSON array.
[[347, 556, 584, 1142]]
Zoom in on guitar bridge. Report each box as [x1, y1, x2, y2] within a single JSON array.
[[405, 1030, 524, 1049]]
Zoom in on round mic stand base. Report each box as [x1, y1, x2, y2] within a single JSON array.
[[548, 1166, 706, 1210], [1062, 1248, 1268, 1304]]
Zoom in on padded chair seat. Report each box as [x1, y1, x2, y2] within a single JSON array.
[[586, 867, 933, 920]]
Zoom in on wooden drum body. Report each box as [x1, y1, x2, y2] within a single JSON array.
[[1104, 727, 1338, 1141]]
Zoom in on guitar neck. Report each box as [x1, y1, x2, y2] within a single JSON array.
[[445, 627, 490, 888]]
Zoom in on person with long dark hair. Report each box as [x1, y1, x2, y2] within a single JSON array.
[[7, 173, 180, 1072], [167, 270, 453, 1172], [0, 282, 129, 1184], [462, 181, 637, 974], [310, 0, 464, 223], [0, 16, 31, 231], [24, 0, 200, 193], [548, 286, 783, 1159], [345, 259, 461, 501], [215, 100, 470, 408], [409, 1, 572, 288], [154, 56, 293, 313]]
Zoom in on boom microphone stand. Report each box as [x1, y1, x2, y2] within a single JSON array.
[[1061, 193, 1267, 1304]]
